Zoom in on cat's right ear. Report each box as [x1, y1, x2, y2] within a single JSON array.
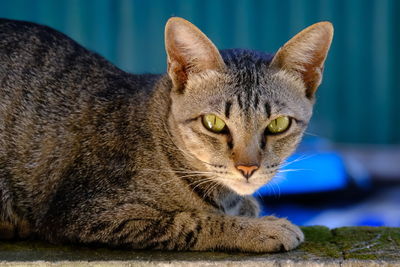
[[270, 22, 333, 99], [165, 17, 226, 92]]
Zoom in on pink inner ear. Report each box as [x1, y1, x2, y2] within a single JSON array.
[[301, 52, 326, 98], [165, 17, 226, 92], [272, 22, 333, 99], [168, 61, 188, 93]]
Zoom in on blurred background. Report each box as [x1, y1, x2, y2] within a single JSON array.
[[0, 0, 399, 227]]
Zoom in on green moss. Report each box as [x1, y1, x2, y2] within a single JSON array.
[[331, 227, 400, 260], [295, 226, 400, 260], [298, 226, 341, 259], [301, 226, 332, 242]]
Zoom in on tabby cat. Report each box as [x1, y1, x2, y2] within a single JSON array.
[[0, 17, 333, 252]]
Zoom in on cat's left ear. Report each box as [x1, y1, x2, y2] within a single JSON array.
[[270, 22, 333, 98], [165, 17, 226, 92]]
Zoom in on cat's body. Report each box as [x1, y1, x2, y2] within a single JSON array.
[[0, 17, 332, 252]]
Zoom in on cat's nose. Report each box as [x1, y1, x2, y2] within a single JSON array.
[[235, 164, 259, 179]]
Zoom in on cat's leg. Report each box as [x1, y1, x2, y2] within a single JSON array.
[[0, 221, 15, 240], [127, 212, 304, 252], [0, 184, 31, 240], [0, 219, 32, 240], [16, 219, 31, 239], [110, 212, 303, 252], [39, 204, 303, 252], [222, 194, 260, 217], [237, 196, 260, 217]]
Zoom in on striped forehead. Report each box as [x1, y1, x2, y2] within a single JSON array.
[[224, 84, 288, 121], [224, 93, 264, 120]]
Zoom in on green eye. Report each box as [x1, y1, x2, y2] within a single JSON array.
[[202, 114, 226, 133], [267, 116, 290, 134]]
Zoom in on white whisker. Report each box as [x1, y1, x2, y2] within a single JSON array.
[[279, 154, 314, 169], [277, 168, 309, 173], [203, 180, 221, 199], [304, 131, 319, 137]]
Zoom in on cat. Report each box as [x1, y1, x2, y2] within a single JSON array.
[[0, 17, 333, 252]]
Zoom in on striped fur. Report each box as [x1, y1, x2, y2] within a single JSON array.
[[0, 17, 332, 252]]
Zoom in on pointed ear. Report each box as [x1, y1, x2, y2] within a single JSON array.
[[270, 22, 333, 98], [165, 17, 226, 92]]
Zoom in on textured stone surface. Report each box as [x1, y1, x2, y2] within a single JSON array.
[[0, 226, 399, 266]]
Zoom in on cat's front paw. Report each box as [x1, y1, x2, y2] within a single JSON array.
[[259, 216, 304, 252], [238, 216, 304, 252]]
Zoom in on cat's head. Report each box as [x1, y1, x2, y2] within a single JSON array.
[[165, 17, 333, 195]]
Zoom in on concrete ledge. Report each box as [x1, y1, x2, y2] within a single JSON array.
[[0, 226, 399, 266]]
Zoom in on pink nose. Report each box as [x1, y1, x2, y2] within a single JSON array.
[[235, 165, 259, 179]]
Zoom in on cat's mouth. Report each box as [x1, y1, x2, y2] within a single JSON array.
[[217, 175, 272, 196]]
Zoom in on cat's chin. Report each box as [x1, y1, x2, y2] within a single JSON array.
[[222, 179, 262, 196]]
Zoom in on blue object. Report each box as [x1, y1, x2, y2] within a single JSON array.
[[356, 216, 385, 227], [256, 152, 348, 196]]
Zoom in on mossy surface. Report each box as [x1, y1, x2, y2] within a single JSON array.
[[333, 227, 400, 260], [298, 226, 342, 259], [0, 226, 399, 262], [298, 226, 400, 261]]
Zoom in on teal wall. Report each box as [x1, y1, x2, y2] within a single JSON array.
[[0, 0, 399, 144]]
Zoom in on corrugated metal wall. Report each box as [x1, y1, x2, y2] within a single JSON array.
[[0, 0, 399, 144]]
